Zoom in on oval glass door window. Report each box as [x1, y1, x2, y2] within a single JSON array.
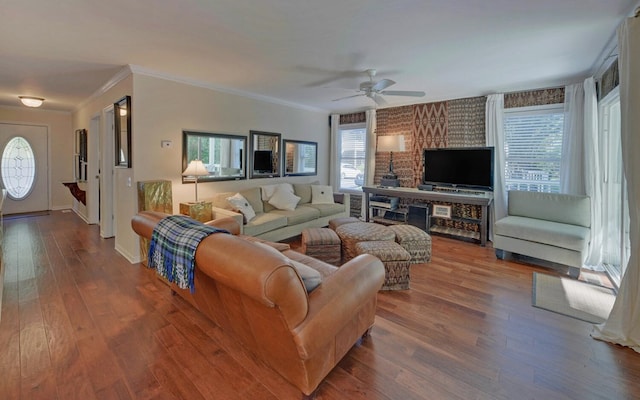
[[1, 136, 36, 200]]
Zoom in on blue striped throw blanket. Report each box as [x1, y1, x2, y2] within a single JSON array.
[[148, 215, 229, 292]]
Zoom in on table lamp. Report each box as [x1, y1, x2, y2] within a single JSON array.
[[377, 135, 406, 179], [182, 160, 209, 202]]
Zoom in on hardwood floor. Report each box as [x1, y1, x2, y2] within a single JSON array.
[[1, 210, 639, 399]]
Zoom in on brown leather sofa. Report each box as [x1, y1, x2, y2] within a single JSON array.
[[131, 211, 385, 398]]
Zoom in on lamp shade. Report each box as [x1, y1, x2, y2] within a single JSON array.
[[182, 160, 209, 177], [377, 135, 406, 152], [19, 96, 44, 108]]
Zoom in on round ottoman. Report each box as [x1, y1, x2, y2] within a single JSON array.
[[388, 225, 432, 264], [301, 227, 342, 266], [355, 241, 411, 290], [335, 222, 395, 262], [328, 216, 360, 231]]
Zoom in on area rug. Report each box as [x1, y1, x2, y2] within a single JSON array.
[[532, 272, 616, 324]]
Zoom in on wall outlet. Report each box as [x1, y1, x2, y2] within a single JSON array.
[[161, 140, 172, 148]]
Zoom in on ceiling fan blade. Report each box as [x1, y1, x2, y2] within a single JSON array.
[[372, 78, 395, 92], [372, 94, 387, 106], [332, 93, 364, 102], [380, 90, 426, 97]]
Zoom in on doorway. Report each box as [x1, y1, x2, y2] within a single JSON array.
[[0, 123, 49, 215]]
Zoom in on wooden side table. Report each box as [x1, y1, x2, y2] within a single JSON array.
[[179, 201, 213, 223]]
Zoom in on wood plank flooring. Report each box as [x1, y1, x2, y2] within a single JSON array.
[[1, 210, 639, 399]]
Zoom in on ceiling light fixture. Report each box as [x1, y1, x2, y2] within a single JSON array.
[[19, 96, 45, 108]]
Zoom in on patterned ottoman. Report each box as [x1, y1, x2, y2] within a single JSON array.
[[335, 222, 395, 262], [301, 227, 342, 266], [388, 225, 432, 264], [328, 216, 360, 231], [355, 241, 411, 290]]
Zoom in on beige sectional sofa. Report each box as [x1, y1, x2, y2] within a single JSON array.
[[205, 182, 350, 242], [494, 190, 591, 276]]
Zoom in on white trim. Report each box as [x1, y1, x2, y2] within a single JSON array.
[[74, 66, 132, 112], [129, 65, 327, 114], [503, 103, 563, 115]]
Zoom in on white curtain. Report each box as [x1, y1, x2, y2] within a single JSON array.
[[582, 77, 604, 269], [592, 16, 640, 353], [362, 109, 377, 219], [486, 94, 506, 238], [329, 114, 340, 190], [560, 83, 586, 195], [365, 109, 377, 187]]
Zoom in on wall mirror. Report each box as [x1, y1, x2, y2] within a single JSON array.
[[114, 95, 132, 168], [182, 131, 247, 182], [74, 128, 88, 181], [283, 140, 317, 176], [249, 130, 281, 179]]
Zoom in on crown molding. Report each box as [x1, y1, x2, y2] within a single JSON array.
[[74, 66, 133, 112], [128, 64, 327, 114]]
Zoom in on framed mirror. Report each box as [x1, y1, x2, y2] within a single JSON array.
[[283, 140, 317, 176], [249, 130, 281, 179], [74, 128, 88, 181], [182, 131, 247, 182], [114, 95, 132, 168]]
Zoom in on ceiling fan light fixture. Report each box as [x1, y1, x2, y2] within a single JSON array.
[[19, 96, 45, 108]]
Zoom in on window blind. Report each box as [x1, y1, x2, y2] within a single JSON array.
[[504, 107, 564, 193]]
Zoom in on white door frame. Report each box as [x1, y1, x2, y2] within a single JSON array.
[[101, 106, 115, 238], [87, 114, 100, 224]]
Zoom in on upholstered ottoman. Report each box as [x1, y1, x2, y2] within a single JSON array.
[[301, 227, 342, 266], [335, 222, 395, 262], [328, 216, 360, 231], [388, 225, 432, 264], [355, 241, 411, 290]]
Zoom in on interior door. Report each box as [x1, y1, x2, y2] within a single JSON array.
[[0, 123, 49, 215]]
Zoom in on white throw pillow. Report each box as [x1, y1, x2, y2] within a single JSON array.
[[253, 242, 322, 292], [261, 183, 293, 201], [311, 185, 335, 204], [268, 185, 301, 211], [226, 192, 256, 222]]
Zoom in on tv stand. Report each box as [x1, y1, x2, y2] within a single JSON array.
[[362, 186, 493, 246]]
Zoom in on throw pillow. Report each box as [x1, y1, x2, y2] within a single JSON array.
[[268, 185, 301, 211], [311, 185, 335, 204], [226, 192, 256, 222], [253, 242, 322, 292], [261, 183, 294, 201]]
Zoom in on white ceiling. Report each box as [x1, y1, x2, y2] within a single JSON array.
[[1, 0, 636, 113]]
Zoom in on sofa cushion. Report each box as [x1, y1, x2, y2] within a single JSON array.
[[285, 250, 338, 278], [253, 242, 322, 292], [304, 203, 346, 218], [311, 185, 335, 204], [243, 212, 288, 236], [270, 205, 321, 225], [239, 187, 264, 214], [210, 191, 236, 210], [268, 185, 301, 211], [293, 181, 319, 204], [261, 183, 294, 212], [494, 216, 590, 252], [507, 191, 591, 228]]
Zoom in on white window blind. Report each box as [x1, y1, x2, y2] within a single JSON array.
[[338, 126, 366, 191], [503, 106, 564, 193]]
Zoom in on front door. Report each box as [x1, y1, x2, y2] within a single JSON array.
[[0, 123, 49, 215]]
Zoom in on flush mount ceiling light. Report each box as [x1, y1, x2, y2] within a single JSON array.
[[18, 96, 45, 107]]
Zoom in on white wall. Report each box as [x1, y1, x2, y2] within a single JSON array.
[[115, 74, 330, 262], [0, 107, 74, 211]]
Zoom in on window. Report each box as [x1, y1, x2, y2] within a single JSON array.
[[503, 105, 564, 193], [338, 125, 366, 191], [1, 136, 37, 200]]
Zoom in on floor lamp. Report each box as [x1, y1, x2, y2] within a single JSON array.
[[182, 160, 209, 202]]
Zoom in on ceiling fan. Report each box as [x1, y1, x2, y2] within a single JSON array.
[[332, 69, 425, 105]]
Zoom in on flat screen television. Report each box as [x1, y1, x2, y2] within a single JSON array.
[[253, 150, 273, 173], [423, 147, 494, 191]]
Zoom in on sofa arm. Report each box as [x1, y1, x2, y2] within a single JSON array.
[[211, 205, 244, 234], [291, 254, 384, 359]]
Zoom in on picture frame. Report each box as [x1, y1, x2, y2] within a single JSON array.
[[433, 204, 452, 219]]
